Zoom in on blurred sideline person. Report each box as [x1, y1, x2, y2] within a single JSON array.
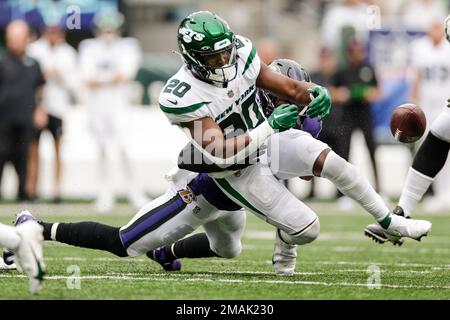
[[409, 14, 450, 212], [79, 10, 149, 212], [0, 219, 45, 294], [308, 46, 341, 200], [26, 23, 79, 203], [0, 20, 46, 202], [365, 14, 450, 245], [329, 38, 383, 209]]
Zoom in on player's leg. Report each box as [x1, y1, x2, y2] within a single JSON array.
[[11, 125, 33, 201], [0, 221, 45, 294], [25, 130, 40, 201], [48, 115, 63, 202], [148, 209, 246, 271], [359, 109, 380, 193], [213, 163, 320, 275], [269, 129, 431, 241], [400, 107, 450, 216]]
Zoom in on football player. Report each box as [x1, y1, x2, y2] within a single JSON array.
[[157, 11, 430, 257], [5, 12, 431, 276], [0, 221, 45, 294], [364, 15, 450, 245]]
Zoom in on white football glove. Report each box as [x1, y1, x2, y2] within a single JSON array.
[[445, 15, 450, 43]]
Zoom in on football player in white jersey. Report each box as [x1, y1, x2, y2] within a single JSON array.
[[158, 11, 430, 253], [79, 10, 149, 212], [365, 15, 450, 245], [4, 12, 431, 277]]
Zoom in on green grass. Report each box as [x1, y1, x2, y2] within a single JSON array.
[[0, 202, 449, 300]]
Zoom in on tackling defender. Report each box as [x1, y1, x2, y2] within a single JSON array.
[[5, 12, 431, 277], [364, 15, 450, 245]]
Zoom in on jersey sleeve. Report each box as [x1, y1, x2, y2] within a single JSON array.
[[158, 75, 212, 124], [235, 35, 261, 80]]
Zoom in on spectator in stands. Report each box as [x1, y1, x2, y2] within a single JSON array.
[[329, 38, 382, 209], [0, 20, 46, 202], [409, 14, 450, 212], [79, 9, 149, 212], [26, 23, 79, 203]]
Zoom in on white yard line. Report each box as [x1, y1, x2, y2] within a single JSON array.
[[0, 274, 449, 290]]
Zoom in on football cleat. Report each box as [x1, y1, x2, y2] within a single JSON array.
[[364, 224, 405, 246], [272, 230, 297, 276], [365, 206, 407, 245], [3, 210, 42, 265], [147, 247, 181, 271], [14, 221, 45, 294], [365, 207, 431, 245]]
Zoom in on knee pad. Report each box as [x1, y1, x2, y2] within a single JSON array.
[[281, 217, 320, 245], [213, 242, 242, 259]]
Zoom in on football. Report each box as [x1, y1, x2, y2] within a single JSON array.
[[390, 103, 426, 143]]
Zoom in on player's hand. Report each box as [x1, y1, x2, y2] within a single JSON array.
[[445, 15, 450, 43], [306, 85, 331, 120], [268, 103, 299, 131]]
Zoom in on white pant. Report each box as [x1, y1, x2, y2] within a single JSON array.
[[213, 129, 329, 234], [120, 180, 245, 257], [120, 129, 329, 255]]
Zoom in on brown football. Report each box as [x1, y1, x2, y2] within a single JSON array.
[[390, 103, 426, 143]]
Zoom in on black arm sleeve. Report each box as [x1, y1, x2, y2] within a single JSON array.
[[177, 142, 263, 173]]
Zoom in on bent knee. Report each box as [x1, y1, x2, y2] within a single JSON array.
[[214, 242, 242, 259], [287, 217, 320, 245]]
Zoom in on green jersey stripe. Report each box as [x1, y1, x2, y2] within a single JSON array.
[[159, 101, 210, 115], [242, 45, 257, 75], [213, 177, 265, 217]]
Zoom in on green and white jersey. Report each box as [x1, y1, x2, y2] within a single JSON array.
[[159, 35, 265, 137]]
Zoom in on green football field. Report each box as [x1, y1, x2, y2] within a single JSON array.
[[0, 202, 449, 300]]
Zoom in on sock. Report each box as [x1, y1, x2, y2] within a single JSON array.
[[41, 222, 53, 240], [0, 223, 21, 250], [412, 132, 450, 178], [321, 151, 390, 222], [55, 222, 128, 257], [398, 167, 434, 217], [169, 233, 220, 259]]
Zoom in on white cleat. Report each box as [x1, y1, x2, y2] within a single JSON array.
[[14, 221, 45, 294], [384, 214, 432, 241], [365, 214, 431, 245], [364, 223, 405, 245], [272, 230, 297, 276]]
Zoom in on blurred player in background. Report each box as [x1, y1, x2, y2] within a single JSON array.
[[408, 14, 450, 212], [365, 14, 450, 245], [26, 23, 79, 203], [79, 10, 149, 212], [0, 20, 46, 202]]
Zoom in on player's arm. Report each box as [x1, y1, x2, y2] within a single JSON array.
[[256, 62, 332, 120], [180, 105, 298, 167]]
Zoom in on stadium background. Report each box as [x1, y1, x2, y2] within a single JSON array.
[[0, 0, 448, 201]]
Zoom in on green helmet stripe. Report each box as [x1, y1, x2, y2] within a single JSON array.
[[159, 101, 211, 115], [242, 45, 257, 75]]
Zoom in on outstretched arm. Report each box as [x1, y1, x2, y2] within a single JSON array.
[[256, 62, 332, 120]]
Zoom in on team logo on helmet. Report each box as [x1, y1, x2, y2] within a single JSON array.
[[179, 27, 205, 43]]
